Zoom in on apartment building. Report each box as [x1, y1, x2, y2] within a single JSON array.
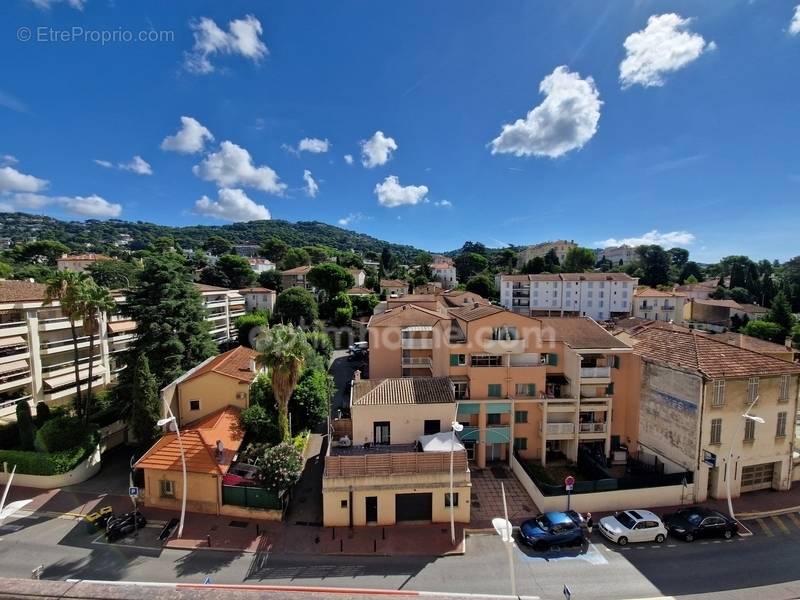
[[247, 258, 275, 274], [517, 240, 576, 267], [280, 265, 313, 290], [632, 288, 686, 323], [380, 279, 409, 297], [366, 302, 631, 468], [238, 287, 276, 313], [0, 280, 245, 419], [430, 262, 457, 289], [622, 326, 800, 501], [56, 253, 112, 273], [500, 273, 638, 321], [598, 245, 637, 266]]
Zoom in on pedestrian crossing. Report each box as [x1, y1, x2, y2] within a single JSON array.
[[748, 512, 800, 537]]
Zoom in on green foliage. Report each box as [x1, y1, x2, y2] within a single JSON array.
[[128, 354, 160, 447], [0, 262, 12, 278], [291, 369, 332, 431], [330, 291, 353, 326], [273, 287, 319, 327], [303, 245, 331, 264], [766, 291, 795, 334], [792, 324, 800, 348], [258, 442, 303, 492], [36, 416, 88, 452], [543, 248, 560, 272], [465, 274, 495, 299], [11, 264, 56, 282], [741, 320, 784, 343], [305, 331, 334, 363], [0, 433, 96, 475], [292, 430, 310, 454], [454, 252, 488, 282], [668, 248, 689, 268], [16, 400, 36, 450], [308, 263, 354, 298], [12, 239, 70, 266], [280, 247, 311, 270], [351, 293, 379, 317], [684, 274, 699, 284], [34, 402, 51, 428], [562, 247, 596, 272], [239, 404, 280, 445], [86, 259, 141, 289], [203, 235, 233, 256], [635, 245, 672, 286], [521, 256, 545, 274], [236, 311, 269, 348], [200, 254, 257, 289], [727, 287, 755, 304], [260, 237, 289, 263]]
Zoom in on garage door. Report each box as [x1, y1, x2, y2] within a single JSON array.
[[395, 493, 432, 522], [741, 462, 775, 492]]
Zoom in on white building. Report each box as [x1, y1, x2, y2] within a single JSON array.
[[348, 269, 366, 287], [247, 258, 275, 274], [632, 288, 687, 324], [238, 287, 277, 313], [430, 262, 457, 289], [500, 273, 638, 321], [598, 245, 637, 267]]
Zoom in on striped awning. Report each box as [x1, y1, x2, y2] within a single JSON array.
[[0, 336, 26, 348], [44, 366, 105, 390], [107, 320, 136, 334], [0, 359, 28, 375]]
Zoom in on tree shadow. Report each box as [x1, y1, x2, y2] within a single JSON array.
[[173, 548, 245, 578]]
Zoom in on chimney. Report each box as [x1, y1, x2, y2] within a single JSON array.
[[249, 358, 257, 373], [786, 337, 793, 350], [354, 370, 361, 382]]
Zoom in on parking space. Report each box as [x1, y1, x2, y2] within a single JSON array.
[[469, 466, 537, 528]]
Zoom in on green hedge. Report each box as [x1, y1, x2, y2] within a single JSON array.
[[36, 416, 87, 452], [0, 422, 19, 449], [0, 435, 96, 476]]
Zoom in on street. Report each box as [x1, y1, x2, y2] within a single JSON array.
[[3, 508, 800, 599]]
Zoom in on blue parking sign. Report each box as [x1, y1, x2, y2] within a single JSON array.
[[128, 486, 139, 497]]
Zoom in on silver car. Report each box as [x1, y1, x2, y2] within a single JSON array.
[[599, 509, 668, 545]]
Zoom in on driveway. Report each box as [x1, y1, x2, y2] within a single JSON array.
[[62, 445, 138, 497], [469, 466, 538, 528], [329, 349, 366, 415]]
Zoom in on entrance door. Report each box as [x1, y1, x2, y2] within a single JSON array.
[[741, 462, 775, 492], [365, 496, 378, 523], [373, 421, 390, 445], [395, 493, 433, 522], [424, 419, 440, 435]]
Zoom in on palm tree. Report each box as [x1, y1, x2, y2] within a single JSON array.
[[255, 324, 308, 442], [82, 281, 116, 422], [44, 271, 90, 419]]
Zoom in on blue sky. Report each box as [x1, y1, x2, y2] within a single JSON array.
[[1, 1, 799, 262]]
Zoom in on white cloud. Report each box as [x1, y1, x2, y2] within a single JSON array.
[[2, 192, 121, 217], [360, 131, 397, 168], [27, 0, 85, 10], [343, 154, 354, 165], [338, 212, 364, 227], [595, 229, 696, 248], [302, 170, 319, 198], [434, 199, 452, 208], [93, 159, 113, 168], [374, 175, 428, 207], [297, 138, 330, 153], [490, 66, 602, 158], [790, 5, 800, 35], [184, 14, 267, 74], [193, 141, 286, 194], [195, 188, 270, 221], [161, 116, 214, 154], [0, 166, 49, 193], [619, 14, 714, 89], [0, 90, 29, 114], [118, 155, 153, 175], [1, 155, 18, 166]]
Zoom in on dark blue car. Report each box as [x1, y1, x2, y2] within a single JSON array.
[[519, 511, 586, 550]]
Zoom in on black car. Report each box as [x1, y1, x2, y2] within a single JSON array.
[[662, 507, 737, 542], [105, 510, 147, 542]]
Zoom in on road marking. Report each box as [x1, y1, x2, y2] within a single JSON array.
[[787, 513, 800, 530], [770, 515, 790, 535], [755, 518, 774, 537]]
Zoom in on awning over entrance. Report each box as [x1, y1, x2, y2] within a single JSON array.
[[418, 432, 465, 453]]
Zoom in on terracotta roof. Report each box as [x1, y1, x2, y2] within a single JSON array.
[[346, 286, 374, 295], [501, 275, 532, 283], [431, 263, 454, 270], [247, 258, 274, 265], [352, 377, 454, 406], [449, 304, 506, 321], [195, 283, 230, 293], [630, 328, 800, 379], [135, 406, 244, 474], [738, 303, 768, 315], [695, 331, 793, 355], [635, 288, 685, 298], [440, 290, 490, 307], [182, 346, 261, 384], [538, 317, 631, 350], [387, 294, 437, 303], [559, 272, 637, 282], [380, 279, 408, 287], [282, 265, 312, 275], [238, 287, 275, 294], [692, 298, 742, 309], [526, 274, 562, 281], [0, 280, 47, 302], [368, 303, 446, 327]]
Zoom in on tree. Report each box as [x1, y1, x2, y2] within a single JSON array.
[[260, 237, 289, 263], [291, 369, 333, 431], [258, 270, 282, 292], [543, 248, 560, 272], [562, 247, 596, 272], [129, 354, 160, 447], [306, 331, 334, 363], [235, 312, 269, 348], [203, 235, 233, 256], [34, 401, 51, 428], [668, 248, 689, 269], [86, 259, 141, 289], [496, 248, 517, 272], [679, 261, 703, 284], [202, 254, 256, 289], [308, 263, 354, 299], [455, 252, 488, 282], [635, 245, 672, 287], [45, 271, 90, 418], [766, 291, 795, 335], [741, 320, 784, 344], [0, 262, 13, 279], [239, 404, 279, 444], [255, 325, 310, 442], [380, 247, 395, 272], [280, 247, 311, 270], [465, 274, 495, 298], [258, 442, 303, 491], [272, 287, 318, 327], [125, 253, 217, 387], [329, 291, 353, 326], [684, 274, 699, 284], [302, 245, 331, 264], [351, 293, 379, 317], [16, 399, 35, 450], [461, 241, 487, 256], [81, 282, 115, 422], [13, 240, 69, 265], [521, 257, 545, 274]]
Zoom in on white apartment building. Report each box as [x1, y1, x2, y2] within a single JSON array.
[[430, 262, 457, 289], [598, 245, 637, 266], [247, 258, 275, 274], [0, 280, 245, 421], [632, 288, 686, 324], [517, 240, 577, 267], [500, 273, 638, 321]]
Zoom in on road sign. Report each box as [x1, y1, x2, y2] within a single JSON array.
[[703, 450, 716, 468], [564, 475, 575, 491], [128, 486, 139, 497]]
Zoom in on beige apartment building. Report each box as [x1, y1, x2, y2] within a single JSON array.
[[632, 288, 686, 323]]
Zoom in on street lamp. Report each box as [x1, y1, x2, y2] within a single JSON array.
[[725, 395, 765, 521], [491, 482, 517, 598], [449, 418, 464, 545], [157, 407, 187, 539]]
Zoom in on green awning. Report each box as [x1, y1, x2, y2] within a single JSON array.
[[486, 427, 511, 443], [457, 403, 480, 416], [486, 402, 511, 414], [459, 426, 480, 441]]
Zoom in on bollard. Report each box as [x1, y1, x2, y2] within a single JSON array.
[[382, 527, 386, 540], [207, 534, 211, 548], [373, 539, 377, 553], [332, 527, 335, 540], [340, 539, 343, 552]]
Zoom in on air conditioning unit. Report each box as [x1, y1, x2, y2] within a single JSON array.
[[539, 355, 548, 364], [235, 392, 247, 400]]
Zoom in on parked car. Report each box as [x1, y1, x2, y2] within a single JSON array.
[[519, 511, 586, 550], [599, 509, 668, 545], [105, 510, 147, 542], [348, 341, 368, 361], [662, 507, 737, 542]]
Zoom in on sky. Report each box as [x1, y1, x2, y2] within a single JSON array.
[[1, 1, 799, 263]]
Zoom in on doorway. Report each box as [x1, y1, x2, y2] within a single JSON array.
[[365, 496, 378, 523], [373, 421, 390, 445], [424, 419, 440, 435]]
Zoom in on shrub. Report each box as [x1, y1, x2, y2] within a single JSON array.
[[258, 442, 303, 492], [34, 402, 51, 428], [290, 369, 332, 430], [239, 404, 280, 445], [16, 400, 36, 451], [37, 416, 90, 452], [235, 312, 269, 348], [305, 331, 334, 362], [292, 430, 310, 454], [0, 422, 19, 450]]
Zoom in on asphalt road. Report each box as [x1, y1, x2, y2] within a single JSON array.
[[3, 511, 800, 600]]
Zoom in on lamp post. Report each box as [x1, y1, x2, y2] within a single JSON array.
[[157, 407, 187, 539], [491, 482, 517, 598], [725, 395, 764, 521], [449, 416, 464, 545]]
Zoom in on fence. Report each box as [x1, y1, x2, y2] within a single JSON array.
[[222, 485, 283, 510], [325, 450, 467, 477]]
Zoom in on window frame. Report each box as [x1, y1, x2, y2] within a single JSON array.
[[513, 437, 528, 451], [710, 418, 722, 445], [514, 410, 528, 424], [487, 383, 502, 398], [445, 492, 459, 508], [779, 375, 790, 402], [159, 479, 175, 498], [747, 377, 759, 405], [712, 379, 725, 407], [776, 411, 787, 438], [744, 418, 756, 442], [189, 399, 200, 411]]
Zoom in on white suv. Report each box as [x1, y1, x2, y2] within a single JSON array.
[[599, 509, 668, 546]]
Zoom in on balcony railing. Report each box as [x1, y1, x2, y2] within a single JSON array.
[[662, 305, 675, 311], [483, 339, 526, 354], [0, 320, 26, 331], [542, 422, 575, 435], [581, 367, 611, 379], [401, 356, 432, 368], [579, 422, 607, 434], [324, 450, 467, 477], [401, 338, 433, 349]]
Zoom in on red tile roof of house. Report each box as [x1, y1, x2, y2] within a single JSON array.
[[538, 317, 631, 350], [380, 279, 408, 287], [346, 286, 374, 295], [635, 287, 685, 298], [182, 346, 261, 384], [135, 406, 244, 474], [281, 265, 313, 275], [195, 283, 231, 293], [238, 287, 276, 294], [0, 280, 47, 302]]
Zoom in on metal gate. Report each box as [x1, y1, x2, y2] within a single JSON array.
[[740, 462, 775, 492], [395, 493, 432, 522]]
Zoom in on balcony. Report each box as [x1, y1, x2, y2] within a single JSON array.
[[541, 422, 575, 435], [662, 305, 675, 311], [204, 299, 227, 309], [40, 336, 92, 355], [401, 356, 432, 368], [483, 338, 526, 354], [0, 320, 28, 337], [324, 450, 468, 477], [401, 338, 433, 350], [580, 366, 611, 381], [39, 316, 83, 332], [579, 422, 607, 434], [509, 353, 542, 368]]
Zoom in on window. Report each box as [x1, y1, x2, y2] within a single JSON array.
[[445, 492, 459, 507], [712, 380, 725, 407], [340, 500, 348, 508], [454, 382, 469, 400], [471, 355, 503, 367], [777, 411, 787, 438], [450, 353, 466, 367], [779, 375, 790, 402], [547, 353, 558, 366], [492, 326, 518, 340], [514, 437, 528, 451], [488, 384, 502, 397], [515, 384, 536, 397], [710, 418, 722, 445], [588, 290, 593, 298], [748, 377, 759, 405], [744, 418, 756, 442], [159, 480, 175, 498], [514, 410, 528, 423], [189, 399, 200, 411], [587, 300, 593, 308], [487, 413, 501, 425]]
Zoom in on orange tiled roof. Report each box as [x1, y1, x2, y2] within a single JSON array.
[[449, 304, 506, 321], [282, 265, 313, 275], [182, 346, 260, 384], [238, 287, 276, 294], [380, 279, 408, 287], [635, 287, 685, 298], [346, 286, 373, 295], [352, 377, 454, 406], [0, 280, 47, 302], [538, 316, 631, 350], [135, 406, 244, 474], [368, 303, 447, 327], [195, 283, 231, 293]]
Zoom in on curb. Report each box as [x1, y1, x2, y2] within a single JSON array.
[[736, 505, 800, 520]]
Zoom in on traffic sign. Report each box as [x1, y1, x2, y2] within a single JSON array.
[[564, 475, 575, 491], [703, 450, 716, 468], [128, 486, 139, 497]]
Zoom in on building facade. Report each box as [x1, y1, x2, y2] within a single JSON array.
[[280, 265, 313, 290], [632, 288, 686, 323], [238, 287, 276, 314], [430, 262, 458, 289], [517, 240, 577, 267], [56, 253, 112, 273], [380, 279, 409, 297], [598, 245, 637, 266]]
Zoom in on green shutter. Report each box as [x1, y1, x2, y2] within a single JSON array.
[[514, 410, 528, 424], [528, 383, 536, 397], [488, 384, 501, 397], [450, 354, 459, 366], [606, 382, 614, 395], [548, 353, 558, 366], [457, 403, 480, 416]]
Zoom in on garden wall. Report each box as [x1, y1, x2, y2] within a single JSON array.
[[511, 455, 695, 513], [0, 444, 101, 489]]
